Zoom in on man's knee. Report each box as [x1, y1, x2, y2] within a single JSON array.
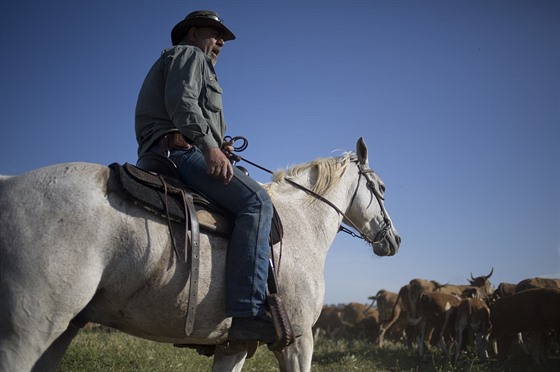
[[256, 188, 273, 216]]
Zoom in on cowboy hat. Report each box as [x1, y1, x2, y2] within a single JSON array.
[[171, 10, 236, 45]]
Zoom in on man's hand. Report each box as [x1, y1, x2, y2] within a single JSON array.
[[204, 147, 234, 185], [221, 139, 235, 156]]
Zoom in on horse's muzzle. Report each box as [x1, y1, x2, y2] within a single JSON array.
[[373, 231, 400, 257]]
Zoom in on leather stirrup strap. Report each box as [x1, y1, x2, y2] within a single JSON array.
[[183, 189, 200, 336], [158, 176, 200, 336], [160, 176, 181, 260]]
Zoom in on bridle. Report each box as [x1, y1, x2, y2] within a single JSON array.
[[314, 159, 392, 245], [230, 144, 392, 245]]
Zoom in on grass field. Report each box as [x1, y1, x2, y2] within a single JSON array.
[[58, 329, 560, 371]]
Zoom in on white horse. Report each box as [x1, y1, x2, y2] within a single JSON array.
[[0, 137, 400, 371]]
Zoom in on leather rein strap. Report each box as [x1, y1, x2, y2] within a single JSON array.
[[235, 155, 391, 245]]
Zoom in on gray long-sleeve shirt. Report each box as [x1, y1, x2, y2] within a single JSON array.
[[135, 45, 226, 156]]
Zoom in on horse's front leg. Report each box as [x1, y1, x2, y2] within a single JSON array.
[[212, 342, 248, 372], [274, 328, 314, 372]]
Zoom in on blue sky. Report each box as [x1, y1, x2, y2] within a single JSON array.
[[1, 0, 558, 304]]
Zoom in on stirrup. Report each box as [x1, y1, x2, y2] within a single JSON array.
[[266, 293, 296, 351]]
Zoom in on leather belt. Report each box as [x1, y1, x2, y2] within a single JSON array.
[[159, 132, 193, 152]]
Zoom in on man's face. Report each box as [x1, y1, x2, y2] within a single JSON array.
[[191, 27, 225, 65]]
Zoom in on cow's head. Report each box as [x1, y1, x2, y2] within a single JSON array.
[[468, 268, 494, 297]]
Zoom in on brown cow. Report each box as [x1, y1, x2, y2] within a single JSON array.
[[490, 288, 560, 362], [356, 309, 380, 342], [515, 277, 560, 293], [404, 269, 494, 323], [492, 282, 517, 301], [312, 305, 345, 340], [399, 279, 439, 323], [413, 291, 462, 357], [341, 302, 380, 341], [393, 270, 494, 353], [453, 298, 492, 364], [435, 268, 495, 300], [369, 290, 408, 347], [388, 280, 441, 350]]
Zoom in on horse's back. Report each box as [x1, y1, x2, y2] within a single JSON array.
[[0, 161, 113, 288], [1, 161, 108, 235], [0, 162, 109, 196], [1, 162, 113, 257]]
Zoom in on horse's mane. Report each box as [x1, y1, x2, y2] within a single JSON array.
[[264, 152, 356, 199]]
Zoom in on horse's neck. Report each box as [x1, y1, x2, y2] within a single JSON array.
[[270, 169, 355, 252]]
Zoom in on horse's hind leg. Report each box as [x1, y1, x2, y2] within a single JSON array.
[[31, 323, 81, 372], [0, 319, 66, 372], [0, 257, 98, 371], [0, 264, 93, 372]]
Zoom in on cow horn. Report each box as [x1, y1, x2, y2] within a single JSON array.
[[485, 267, 494, 279]]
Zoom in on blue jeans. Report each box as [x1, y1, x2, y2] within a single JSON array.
[[152, 145, 273, 317]]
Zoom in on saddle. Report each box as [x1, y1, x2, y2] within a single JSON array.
[[110, 157, 283, 244], [108, 154, 294, 351]]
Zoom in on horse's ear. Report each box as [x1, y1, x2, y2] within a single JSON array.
[[356, 137, 368, 165]]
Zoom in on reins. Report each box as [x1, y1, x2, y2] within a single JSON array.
[[228, 147, 391, 246]]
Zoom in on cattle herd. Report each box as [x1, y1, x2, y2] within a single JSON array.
[[313, 272, 560, 364]]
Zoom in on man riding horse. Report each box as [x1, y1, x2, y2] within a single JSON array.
[[135, 10, 280, 345]]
